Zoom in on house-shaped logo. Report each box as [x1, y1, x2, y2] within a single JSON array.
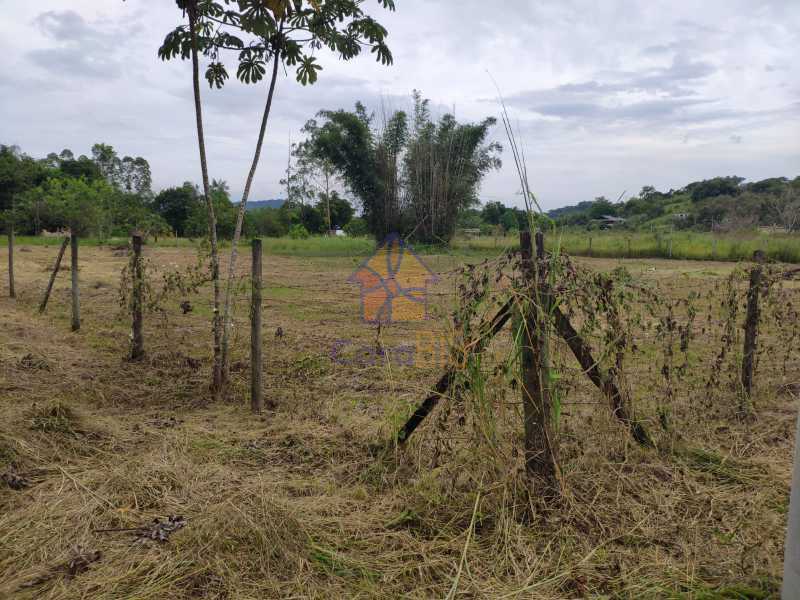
[[348, 233, 440, 324]]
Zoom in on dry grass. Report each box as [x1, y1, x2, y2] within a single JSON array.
[[0, 242, 794, 598]]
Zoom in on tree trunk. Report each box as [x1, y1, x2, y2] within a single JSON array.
[[325, 170, 332, 233], [251, 238, 263, 413], [188, 2, 222, 396], [70, 234, 80, 332], [220, 36, 282, 387], [130, 234, 145, 361], [39, 236, 69, 313], [519, 230, 560, 493], [7, 222, 15, 299]]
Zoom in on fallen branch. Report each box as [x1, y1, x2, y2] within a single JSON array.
[[552, 305, 654, 447], [396, 297, 514, 443]]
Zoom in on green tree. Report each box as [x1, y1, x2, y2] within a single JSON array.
[[159, 0, 396, 390], [310, 92, 501, 242], [320, 191, 353, 230], [186, 180, 238, 238], [500, 210, 517, 233], [246, 207, 289, 237], [403, 91, 501, 242], [587, 196, 616, 219], [686, 176, 744, 202], [154, 183, 201, 236], [1, 145, 48, 296], [57, 154, 103, 182], [22, 176, 113, 236], [343, 216, 368, 236], [481, 201, 506, 225], [91, 143, 153, 197]]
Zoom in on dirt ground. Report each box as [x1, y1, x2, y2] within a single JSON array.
[[0, 241, 796, 598]]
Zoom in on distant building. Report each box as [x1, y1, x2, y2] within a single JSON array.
[[672, 212, 690, 221], [460, 228, 481, 238], [593, 215, 626, 228]]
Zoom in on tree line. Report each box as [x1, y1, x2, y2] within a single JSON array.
[[0, 142, 363, 240], [551, 175, 800, 232]]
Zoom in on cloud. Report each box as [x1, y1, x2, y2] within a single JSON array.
[[27, 47, 118, 79], [501, 54, 722, 127], [0, 1, 797, 210], [25, 9, 138, 80], [33, 10, 93, 42]]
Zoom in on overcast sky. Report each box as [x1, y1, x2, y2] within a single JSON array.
[[1, 1, 798, 211]]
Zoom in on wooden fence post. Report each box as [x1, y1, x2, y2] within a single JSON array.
[[741, 251, 764, 406], [130, 233, 145, 361], [588, 236, 592, 257], [7, 223, 15, 298], [627, 237, 632, 258], [70, 234, 80, 332], [783, 404, 800, 592], [251, 238, 263, 413], [519, 229, 559, 491], [668, 238, 673, 259], [39, 236, 69, 313]]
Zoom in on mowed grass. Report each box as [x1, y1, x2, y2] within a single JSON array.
[[0, 241, 795, 598]]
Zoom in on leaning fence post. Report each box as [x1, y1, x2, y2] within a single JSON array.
[[251, 238, 263, 413], [130, 233, 145, 361], [741, 250, 764, 407], [519, 229, 559, 491], [39, 236, 69, 314], [7, 222, 15, 298], [70, 234, 80, 332]]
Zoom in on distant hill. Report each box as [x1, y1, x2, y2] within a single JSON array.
[[547, 176, 800, 232], [547, 200, 596, 219], [246, 199, 284, 211]]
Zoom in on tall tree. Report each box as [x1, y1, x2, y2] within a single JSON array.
[[154, 183, 201, 237], [310, 92, 501, 243], [160, 0, 396, 388], [282, 119, 346, 232], [159, 0, 224, 395], [0, 146, 48, 296]]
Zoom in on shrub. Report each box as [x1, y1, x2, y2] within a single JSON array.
[[343, 218, 369, 237], [288, 224, 310, 239]]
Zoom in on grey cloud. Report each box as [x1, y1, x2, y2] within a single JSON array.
[[498, 53, 722, 128], [27, 47, 118, 79], [26, 10, 133, 80], [33, 10, 93, 42], [532, 97, 714, 121]]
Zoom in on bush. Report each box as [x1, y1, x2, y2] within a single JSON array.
[[343, 217, 369, 237], [288, 224, 310, 239]]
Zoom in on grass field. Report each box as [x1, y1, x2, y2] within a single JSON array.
[[456, 230, 800, 263], [14, 228, 800, 263], [0, 240, 796, 598]]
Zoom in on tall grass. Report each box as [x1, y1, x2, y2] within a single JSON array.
[[453, 231, 800, 263]]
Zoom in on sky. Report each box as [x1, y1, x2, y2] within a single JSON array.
[[0, 0, 798, 212]]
